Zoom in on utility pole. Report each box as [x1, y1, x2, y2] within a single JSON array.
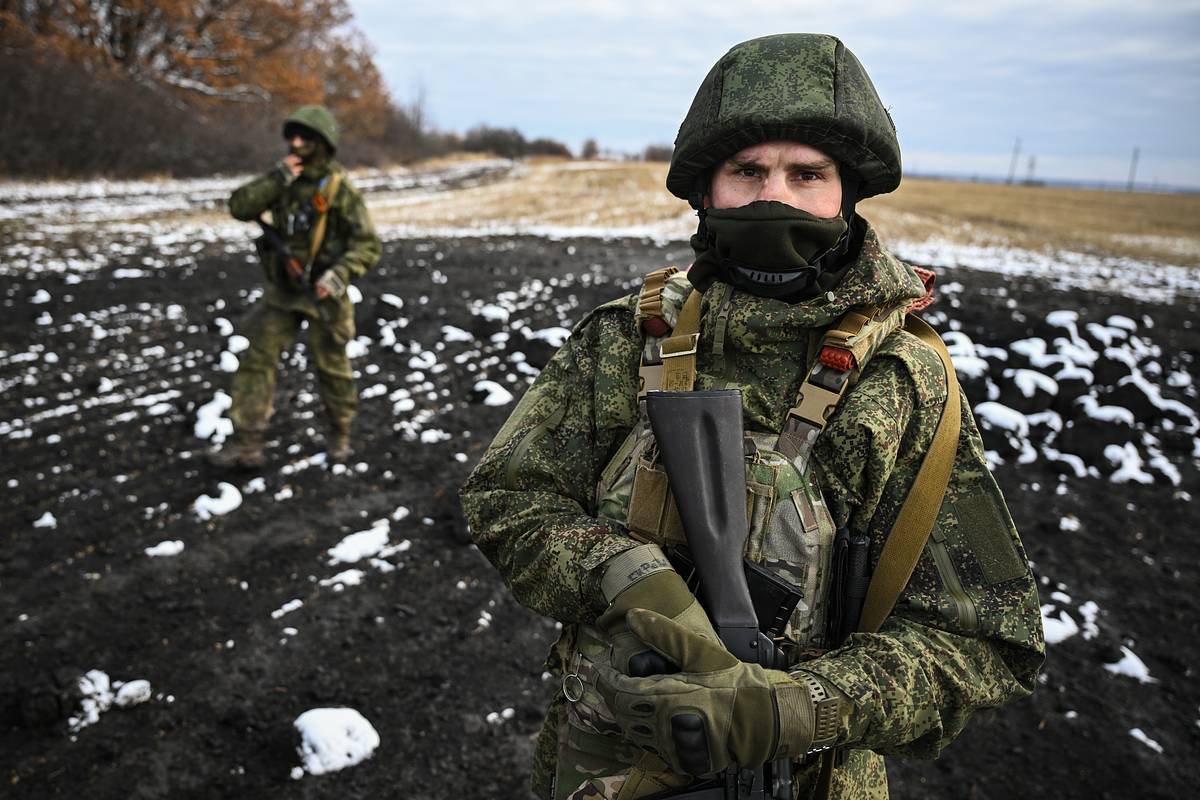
[[1127, 146, 1139, 192], [1006, 137, 1021, 185], [1025, 154, 1037, 185]]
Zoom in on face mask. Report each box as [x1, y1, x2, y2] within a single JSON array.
[[689, 200, 848, 299]]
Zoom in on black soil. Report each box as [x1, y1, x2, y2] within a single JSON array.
[[2, 234, 1198, 799]]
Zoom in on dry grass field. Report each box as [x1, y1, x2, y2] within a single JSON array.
[[863, 177, 1200, 265], [374, 157, 1200, 267]]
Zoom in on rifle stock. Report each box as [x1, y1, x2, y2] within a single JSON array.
[[645, 390, 786, 668]]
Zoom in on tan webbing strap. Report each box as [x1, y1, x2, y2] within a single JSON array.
[[658, 291, 703, 392], [776, 306, 881, 463], [814, 314, 960, 800], [306, 170, 343, 268], [856, 315, 960, 634]]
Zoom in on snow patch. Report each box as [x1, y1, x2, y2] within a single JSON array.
[[1128, 728, 1164, 754], [194, 391, 233, 443], [474, 380, 514, 406], [293, 708, 380, 776], [327, 520, 391, 566], [144, 540, 185, 557], [192, 482, 242, 520], [1041, 606, 1079, 645], [1103, 646, 1158, 684]]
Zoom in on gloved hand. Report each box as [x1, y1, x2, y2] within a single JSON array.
[[315, 269, 347, 300], [595, 544, 720, 676], [595, 608, 841, 777]]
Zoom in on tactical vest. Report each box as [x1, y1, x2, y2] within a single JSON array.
[[550, 269, 911, 800], [257, 169, 344, 290]]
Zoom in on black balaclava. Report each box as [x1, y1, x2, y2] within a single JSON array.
[[688, 167, 865, 301]]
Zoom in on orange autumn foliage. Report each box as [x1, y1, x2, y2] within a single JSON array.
[[0, 0, 391, 135]]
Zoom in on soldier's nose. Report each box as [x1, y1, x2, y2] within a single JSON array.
[[757, 176, 788, 203]]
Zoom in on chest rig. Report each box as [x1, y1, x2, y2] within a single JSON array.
[[596, 267, 907, 653]]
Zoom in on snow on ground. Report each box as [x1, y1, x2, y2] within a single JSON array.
[[1042, 605, 1080, 645], [1104, 646, 1159, 684], [192, 482, 242, 521], [894, 238, 1200, 303], [292, 707, 380, 777], [326, 520, 392, 565], [1128, 728, 1164, 754], [67, 669, 153, 734], [144, 540, 185, 557], [271, 599, 303, 620]]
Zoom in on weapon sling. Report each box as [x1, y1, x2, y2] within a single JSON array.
[[812, 314, 961, 799], [306, 170, 343, 270]]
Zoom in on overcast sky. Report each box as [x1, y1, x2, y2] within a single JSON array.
[[348, 1, 1200, 189]]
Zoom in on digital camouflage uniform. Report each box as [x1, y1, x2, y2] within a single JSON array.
[[460, 33, 1043, 800], [226, 106, 381, 439]]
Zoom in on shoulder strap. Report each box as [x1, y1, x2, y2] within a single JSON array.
[[776, 303, 903, 463], [306, 170, 344, 268], [815, 314, 960, 800], [857, 314, 961, 633], [658, 291, 702, 392]]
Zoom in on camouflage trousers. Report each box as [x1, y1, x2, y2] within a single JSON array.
[[229, 303, 357, 435]]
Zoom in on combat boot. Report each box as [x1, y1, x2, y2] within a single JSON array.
[[327, 429, 351, 464], [207, 430, 266, 469]]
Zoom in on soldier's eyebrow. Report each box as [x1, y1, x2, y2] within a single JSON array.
[[726, 156, 766, 171], [787, 157, 837, 173], [725, 156, 837, 172]]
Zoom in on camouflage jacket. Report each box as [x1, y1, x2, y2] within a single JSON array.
[[228, 158, 381, 319], [460, 223, 1045, 799]]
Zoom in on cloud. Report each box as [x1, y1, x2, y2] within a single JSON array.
[[348, 1, 1200, 186]]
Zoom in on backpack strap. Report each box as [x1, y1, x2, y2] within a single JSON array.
[[306, 170, 343, 269]]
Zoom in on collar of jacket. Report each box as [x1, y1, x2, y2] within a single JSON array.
[[688, 220, 926, 355]]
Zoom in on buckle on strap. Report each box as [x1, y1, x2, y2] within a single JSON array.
[[660, 333, 699, 359], [790, 380, 844, 430]]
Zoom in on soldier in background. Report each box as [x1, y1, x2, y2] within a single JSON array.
[[462, 34, 1043, 800], [209, 105, 381, 467]]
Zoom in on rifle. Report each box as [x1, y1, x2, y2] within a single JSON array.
[[645, 389, 796, 800], [255, 217, 331, 322]]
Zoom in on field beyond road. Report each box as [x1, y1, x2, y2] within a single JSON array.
[[363, 156, 1200, 268]]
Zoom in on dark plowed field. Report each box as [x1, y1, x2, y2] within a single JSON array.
[[2, 231, 1198, 799]]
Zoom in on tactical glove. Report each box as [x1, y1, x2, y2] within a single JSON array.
[[595, 544, 720, 676], [595, 608, 841, 777], [316, 269, 348, 299]]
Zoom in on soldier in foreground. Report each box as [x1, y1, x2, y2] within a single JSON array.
[[210, 105, 381, 467], [462, 34, 1043, 800]]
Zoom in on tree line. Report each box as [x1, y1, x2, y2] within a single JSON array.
[[0, 1, 670, 178]]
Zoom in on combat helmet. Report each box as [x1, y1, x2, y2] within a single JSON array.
[[667, 34, 901, 207], [283, 105, 340, 153]]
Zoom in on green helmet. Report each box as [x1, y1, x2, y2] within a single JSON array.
[[667, 34, 901, 205], [283, 105, 340, 153]]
